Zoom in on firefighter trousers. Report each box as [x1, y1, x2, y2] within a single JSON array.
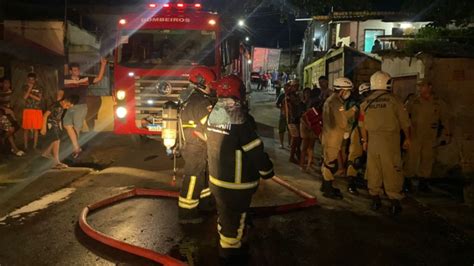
[[322, 145, 339, 181], [346, 129, 364, 177], [404, 134, 436, 178], [178, 144, 211, 215], [366, 131, 404, 200], [210, 183, 256, 258]]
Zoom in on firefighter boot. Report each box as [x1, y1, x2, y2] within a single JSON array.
[[402, 177, 413, 193], [417, 178, 432, 193], [322, 180, 343, 200], [370, 196, 382, 211], [347, 176, 359, 195], [389, 199, 402, 216], [178, 208, 204, 224], [198, 196, 216, 214], [219, 244, 249, 266]]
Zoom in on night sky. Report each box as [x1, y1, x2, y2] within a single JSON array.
[[1, 0, 307, 49]]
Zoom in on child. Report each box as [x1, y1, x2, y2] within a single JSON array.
[[0, 108, 25, 156], [40, 96, 76, 169], [22, 73, 43, 151]]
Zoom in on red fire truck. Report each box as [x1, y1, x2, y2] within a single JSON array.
[[113, 2, 231, 137]]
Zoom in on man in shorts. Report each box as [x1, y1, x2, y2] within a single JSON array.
[[40, 96, 77, 169], [59, 58, 107, 157]]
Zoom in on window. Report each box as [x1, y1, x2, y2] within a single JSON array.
[[118, 29, 217, 68], [364, 29, 385, 53]]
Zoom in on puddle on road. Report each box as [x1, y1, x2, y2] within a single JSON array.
[[0, 187, 76, 225], [63, 160, 114, 171]]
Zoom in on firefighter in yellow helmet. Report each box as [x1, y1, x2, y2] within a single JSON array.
[[177, 66, 217, 224], [321, 77, 356, 199], [359, 71, 411, 215], [404, 78, 450, 192], [206, 74, 274, 264]]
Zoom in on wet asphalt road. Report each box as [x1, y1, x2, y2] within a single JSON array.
[[0, 90, 473, 265]]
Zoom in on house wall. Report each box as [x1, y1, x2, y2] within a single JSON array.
[[382, 56, 474, 176], [357, 20, 395, 51], [334, 20, 430, 52], [5, 21, 64, 56]]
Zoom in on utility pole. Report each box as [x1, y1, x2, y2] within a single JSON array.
[[288, 18, 292, 66]]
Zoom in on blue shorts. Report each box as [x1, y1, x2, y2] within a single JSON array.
[[63, 104, 88, 131]]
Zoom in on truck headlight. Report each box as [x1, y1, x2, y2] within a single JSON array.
[[116, 90, 126, 100], [116, 106, 127, 118]]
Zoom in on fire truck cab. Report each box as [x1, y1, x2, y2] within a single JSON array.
[[113, 2, 221, 137]]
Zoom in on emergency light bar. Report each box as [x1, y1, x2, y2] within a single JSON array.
[[148, 3, 203, 9]]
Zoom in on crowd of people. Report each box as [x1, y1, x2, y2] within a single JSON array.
[[0, 58, 107, 169], [176, 66, 452, 264], [255, 69, 291, 96], [275, 71, 450, 216]]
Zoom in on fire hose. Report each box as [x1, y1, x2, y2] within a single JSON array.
[[79, 176, 317, 265]]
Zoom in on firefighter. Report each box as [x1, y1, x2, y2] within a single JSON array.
[[177, 66, 216, 224], [359, 71, 411, 215], [344, 83, 371, 195], [206, 74, 274, 263], [404, 78, 450, 192], [321, 77, 356, 199]]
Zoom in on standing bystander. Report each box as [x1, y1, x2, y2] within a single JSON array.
[[299, 88, 319, 171], [59, 58, 107, 157], [40, 95, 77, 169], [22, 73, 43, 151]]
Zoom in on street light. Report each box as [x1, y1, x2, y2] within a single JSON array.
[[238, 19, 245, 27], [245, 36, 250, 42]]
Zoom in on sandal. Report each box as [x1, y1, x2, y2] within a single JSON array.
[[11, 149, 25, 157], [52, 163, 68, 170]]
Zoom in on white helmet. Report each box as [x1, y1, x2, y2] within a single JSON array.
[[333, 77, 353, 90], [358, 83, 370, 95], [370, 71, 392, 90]]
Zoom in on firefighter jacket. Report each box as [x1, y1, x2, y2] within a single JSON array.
[[180, 91, 212, 147], [322, 93, 354, 149], [405, 95, 449, 141], [206, 101, 274, 190], [360, 91, 410, 134]]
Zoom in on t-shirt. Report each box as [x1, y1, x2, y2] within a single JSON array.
[[23, 85, 42, 110], [63, 75, 94, 104], [0, 88, 12, 108], [47, 101, 64, 129]]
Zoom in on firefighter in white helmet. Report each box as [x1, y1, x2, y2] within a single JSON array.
[[358, 82, 371, 98], [321, 77, 356, 199], [359, 71, 411, 215], [206, 75, 274, 264]]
